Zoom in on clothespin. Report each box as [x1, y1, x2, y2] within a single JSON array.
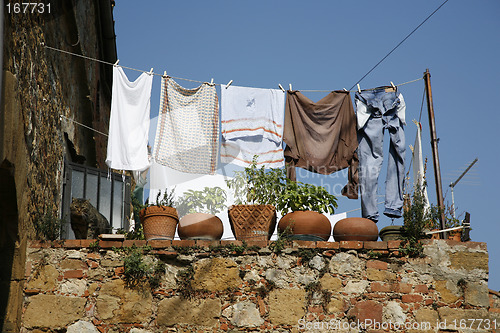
[[163, 71, 168, 78], [343, 88, 348, 92], [289, 84, 293, 91], [148, 68, 154, 75], [225, 79, 233, 88], [210, 78, 214, 86], [278, 84, 285, 92], [390, 81, 396, 90], [357, 84, 361, 93], [114, 59, 120, 66]]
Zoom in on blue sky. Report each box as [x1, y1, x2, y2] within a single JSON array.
[[113, 1, 500, 291]]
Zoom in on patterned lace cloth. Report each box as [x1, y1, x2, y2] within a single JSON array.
[[153, 77, 219, 174]]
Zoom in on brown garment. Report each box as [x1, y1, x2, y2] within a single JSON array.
[[283, 90, 359, 199]]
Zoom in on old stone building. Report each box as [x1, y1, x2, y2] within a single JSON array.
[[0, 1, 117, 331]]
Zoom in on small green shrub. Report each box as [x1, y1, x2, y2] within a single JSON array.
[[123, 246, 165, 289], [33, 211, 63, 241]]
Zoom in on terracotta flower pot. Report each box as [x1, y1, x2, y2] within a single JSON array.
[[277, 211, 331, 241], [139, 206, 178, 241], [178, 213, 223, 240], [333, 217, 379, 242], [447, 230, 462, 242], [227, 205, 277, 241], [379, 225, 403, 241]]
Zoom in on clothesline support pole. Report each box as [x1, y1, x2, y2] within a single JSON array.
[[424, 68, 447, 239]]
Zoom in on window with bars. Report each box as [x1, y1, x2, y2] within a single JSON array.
[[61, 161, 131, 239]]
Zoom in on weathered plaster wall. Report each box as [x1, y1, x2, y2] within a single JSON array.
[[21, 239, 497, 333]]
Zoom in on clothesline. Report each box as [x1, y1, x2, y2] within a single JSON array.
[[42, 42, 423, 93], [60, 114, 108, 137]]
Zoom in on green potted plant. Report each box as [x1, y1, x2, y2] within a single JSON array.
[[276, 180, 338, 241], [175, 186, 227, 240], [226, 157, 285, 241], [139, 188, 178, 241]]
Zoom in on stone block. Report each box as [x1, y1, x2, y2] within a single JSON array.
[[348, 300, 383, 323], [327, 297, 346, 314], [122, 240, 147, 248], [402, 294, 424, 303], [366, 268, 396, 282], [60, 259, 88, 270], [391, 283, 412, 294], [435, 280, 460, 303], [26, 264, 58, 291], [339, 240, 363, 249], [222, 301, 264, 327], [366, 260, 388, 270], [191, 258, 242, 291], [316, 241, 339, 249], [195, 240, 220, 249], [437, 308, 489, 330], [63, 240, 82, 249], [66, 320, 99, 333], [268, 289, 306, 325], [370, 282, 391, 293], [329, 252, 364, 275], [344, 280, 369, 294], [292, 240, 317, 248], [364, 241, 388, 250], [157, 297, 221, 327], [387, 240, 402, 249], [448, 252, 488, 271], [100, 258, 124, 267], [96, 279, 152, 323], [383, 301, 406, 324], [147, 240, 171, 248], [414, 284, 429, 293], [63, 269, 84, 279], [319, 274, 343, 291], [220, 240, 243, 247], [171, 240, 196, 247], [60, 279, 87, 296], [414, 308, 439, 327], [465, 281, 490, 307], [98, 240, 123, 249], [23, 295, 86, 329], [245, 240, 269, 248]]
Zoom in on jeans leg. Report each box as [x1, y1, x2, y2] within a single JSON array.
[[384, 117, 406, 218], [358, 116, 384, 222]]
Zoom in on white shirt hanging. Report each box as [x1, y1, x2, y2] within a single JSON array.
[[106, 66, 153, 171]]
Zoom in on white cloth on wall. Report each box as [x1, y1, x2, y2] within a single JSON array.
[[220, 84, 285, 168], [412, 121, 430, 211], [106, 66, 153, 171]]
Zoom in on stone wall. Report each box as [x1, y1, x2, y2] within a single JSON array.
[[1, 2, 116, 330], [1, 0, 115, 236], [21, 239, 496, 332]]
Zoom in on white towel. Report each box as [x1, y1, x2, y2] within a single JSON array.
[[220, 85, 285, 168], [106, 66, 153, 171], [412, 121, 430, 211]]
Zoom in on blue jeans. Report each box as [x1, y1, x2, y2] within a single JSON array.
[[356, 89, 405, 222]]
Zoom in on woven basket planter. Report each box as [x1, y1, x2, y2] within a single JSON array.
[[227, 205, 276, 241], [139, 206, 179, 241]]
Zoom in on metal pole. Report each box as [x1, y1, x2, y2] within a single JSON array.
[[449, 157, 478, 220], [450, 185, 455, 219], [423, 69, 447, 238]]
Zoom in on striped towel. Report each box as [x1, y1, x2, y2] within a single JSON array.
[[153, 77, 219, 174], [220, 84, 285, 168]]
